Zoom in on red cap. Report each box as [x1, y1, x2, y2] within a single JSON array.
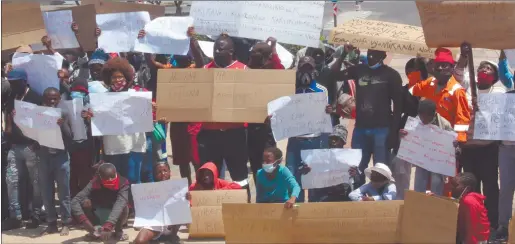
[[434, 48, 455, 65]]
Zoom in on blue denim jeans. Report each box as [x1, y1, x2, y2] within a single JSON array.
[[286, 136, 325, 202], [351, 127, 390, 186], [6, 144, 41, 220], [38, 149, 71, 224], [414, 166, 444, 196]]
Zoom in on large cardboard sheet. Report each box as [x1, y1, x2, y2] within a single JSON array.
[[401, 191, 458, 244], [2, 3, 46, 50], [416, 1, 515, 49], [329, 19, 438, 57], [189, 190, 247, 238], [156, 69, 295, 123], [82, 0, 165, 20], [48, 4, 97, 51], [223, 201, 404, 244]]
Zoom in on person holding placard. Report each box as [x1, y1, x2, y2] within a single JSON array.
[[3, 69, 43, 231], [133, 162, 181, 244], [71, 163, 130, 242], [256, 147, 300, 208], [87, 48, 110, 93], [348, 163, 396, 201]]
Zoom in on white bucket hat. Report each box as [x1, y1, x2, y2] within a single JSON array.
[[365, 163, 395, 182]]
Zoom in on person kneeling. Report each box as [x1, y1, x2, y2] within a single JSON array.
[[134, 162, 182, 244], [256, 147, 301, 208], [349, 163, 396, 201], [71, 163, 129, 242]]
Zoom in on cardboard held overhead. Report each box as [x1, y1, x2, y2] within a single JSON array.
[[189, 190, 247, 238], [48, 4, 97, 51], [82, 0, 165, 20], [416, 1, 515, 50], [329, 19, 442, 58], [400, 190, 459, 244], [156, 69, 296, 123], [223, 201, 404, 244], [2, 3, 46, 50]]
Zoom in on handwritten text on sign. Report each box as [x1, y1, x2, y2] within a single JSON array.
[[300, 149, 362, 189], [134, 16, 193, 55], [190, 1, 324, 47], [397, 116, 457, 177], [96, 11, 151, 53], [268, 92, 331, 141], [131, 178, 191, 227], [473, 93, 515, 141], [89, 92, 153, 136], [43, 10, 80, 49], [189, 190, 247, 238]]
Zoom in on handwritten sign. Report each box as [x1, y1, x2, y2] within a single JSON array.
[[59, 98, 88, 141], [89, 92, 153, 136], [48, 4, 98, 51], [14, 101, 64, 150], [268, 93, 332, 141], [190, 1, 325, 47], [12, 53, 64, 96], [134, 16, 192, 55], [42, 10, 80, 49], [401, 191, 458, 244], [189, 190, 247, 238], [397, 117, 457, 177], [132, 178, 191, 227], [300, 149, 361, 189], [416, 1, 515, 49], [329, 19, 449, 58], [157, 69, 295, 123], [1, 2, 46, 50], [96, 11, 151, 53], [223, 201, 404, 244], [474, 93, 515, 141]]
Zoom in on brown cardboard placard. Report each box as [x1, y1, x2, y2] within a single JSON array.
[[156, 69, 295, 123], [329, 19, 437, 57], [222, 201, 404, 244], [509, 214, 515, 244], [2, 2, 46, 50], [48, 4, 97, 51], [189, 190, 247, 238], [401, 190, 459, 244], [416, 1, 515, 49], [82, 0, 165, 20]]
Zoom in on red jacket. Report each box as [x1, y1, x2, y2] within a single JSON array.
[[270, 53, 285, 69], [189, 162, 241, 191], [458, 192, 490, 244]]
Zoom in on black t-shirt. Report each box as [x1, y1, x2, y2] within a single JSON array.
[[6, 89, 43, 145], [344, 64, 403, 128]]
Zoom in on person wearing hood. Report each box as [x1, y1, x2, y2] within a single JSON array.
[[188, 162, 241, 191], [331, 47, 403, 187], [349, 163, 396, 201], [256, 147, 300, 208], [447, 172, 490, 244]]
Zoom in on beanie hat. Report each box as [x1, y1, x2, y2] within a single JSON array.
[[7, 68, 27, 81], [89, 48, 109, 66], [329, 124, 348, 145], [479, 60, 499, 82], [434, 48, 455, 65]]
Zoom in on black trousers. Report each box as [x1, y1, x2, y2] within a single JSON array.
[[460, 143, 499, 228], [2, 141, 9, 220], [197, 128, 248, 182], [247, 124, 276, 184]]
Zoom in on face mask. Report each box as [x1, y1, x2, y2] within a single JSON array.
[[70, 91, 86, 99], [101, 174, 119, 190], [262, 163, 276, 173], [369, 62, 383, 70], [407, 71, 422, 88], [477, 71, 495, 86], [111, 80, 127, 92]]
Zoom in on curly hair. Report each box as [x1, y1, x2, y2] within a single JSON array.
[[101, 57, 134, 86]]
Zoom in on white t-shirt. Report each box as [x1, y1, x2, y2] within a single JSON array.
[[103, 133, 147, 155]]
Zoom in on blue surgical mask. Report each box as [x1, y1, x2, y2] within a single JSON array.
[[369, 62, 383, 70], [70, 91, 86, 99], [262, 163, 276, 173]]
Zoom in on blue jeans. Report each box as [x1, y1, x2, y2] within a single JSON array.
[[6, 144, 41, 220], [414, 167, 444, 196], [38, 149, 71, 224], [104, 153, 130, 181], [286, 136, 325, 202], [143, 132, 155, 183], [351, 127, 390, 186]]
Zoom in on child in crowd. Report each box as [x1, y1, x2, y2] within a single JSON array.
[[188, 162, 241, 191], [71, 163, 130, 242], [133, 162, 181, 244], [38, 87, 72, 236], [349, 163, 396, 201], [255, 147, 300, 208]]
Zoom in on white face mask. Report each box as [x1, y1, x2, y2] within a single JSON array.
[[262, 158, 282, 173]]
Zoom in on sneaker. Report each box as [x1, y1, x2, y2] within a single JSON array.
[[25, 216, 40, 229], [495, 226, 508, 241], [1, 218, 22, 231]]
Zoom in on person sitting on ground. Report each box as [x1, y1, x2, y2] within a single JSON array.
[[71, 163, 130, 242], [188, 162, 241, 191], [134, 162, 181, 244], [256, 147, 301, 208], [349, 163, 396, 201]]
